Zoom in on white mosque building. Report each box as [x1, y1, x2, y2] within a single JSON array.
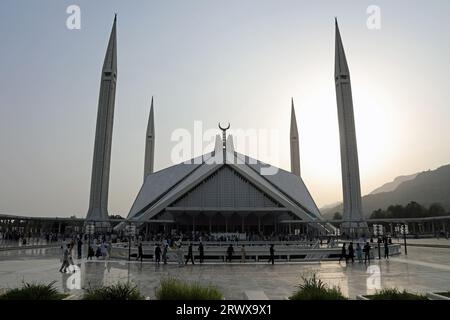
[[85, 16, 367, 237]]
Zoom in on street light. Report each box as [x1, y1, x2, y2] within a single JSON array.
[[401, 223, 409, 255], [373, 224, 384, 259], [126, 223, 136, 261]]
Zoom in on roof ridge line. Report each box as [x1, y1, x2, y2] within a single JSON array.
[[234, 152, 320, 221]]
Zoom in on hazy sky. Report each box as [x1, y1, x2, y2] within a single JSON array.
[[1, 0, 450, 217]]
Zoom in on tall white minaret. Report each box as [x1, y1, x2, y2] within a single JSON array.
[[144, 97, 155, 180], [290, 98, 301, 177], [334, 19, 368, 236], [86, 15, 117, 227]]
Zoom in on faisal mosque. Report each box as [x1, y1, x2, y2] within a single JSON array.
[[85, 15, 368, 237]]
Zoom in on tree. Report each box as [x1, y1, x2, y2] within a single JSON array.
[[332, 212, 342, 220], [405, 202, 425, 218], [370, 209, 386, 219]]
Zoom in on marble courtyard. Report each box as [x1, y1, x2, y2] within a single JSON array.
[[1, 241, 450, 300]]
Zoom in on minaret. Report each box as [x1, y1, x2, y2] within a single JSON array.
[[334, 19, 368, 236], [144, 97, 155, 180], [86, 15, 117, 228], [290, 98, 301, 177]]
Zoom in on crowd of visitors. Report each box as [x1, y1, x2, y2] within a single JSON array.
[[338, 236, 393, 264]]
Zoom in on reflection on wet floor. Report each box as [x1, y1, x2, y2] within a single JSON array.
[[1, 246, 450, 299]]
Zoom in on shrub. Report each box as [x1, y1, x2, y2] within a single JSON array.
[[436, 292, 450, 298], [289, 274, 347, 300], [83, 282, 144, 300], [155, 278, 223, 300], [366, 288, 427, 300], [0, 281, 67, 300]]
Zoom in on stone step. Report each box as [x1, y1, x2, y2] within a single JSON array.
[[244, 290, 269, 300]]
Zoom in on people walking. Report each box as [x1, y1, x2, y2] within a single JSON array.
[[185, 242, 195, 264], [364, 242, 371, 264], [155, 243, 161, 265], [95, 244, 102, 259], [136, 242, 143, 262], [348, 242, 355, 263], [339, 243, 347, 263], [77, 238, 83, 259], [101, 242, 107, 260], [356, 243, 363, 263], [384, 240, 389, 259], [226, 244, 234, 263], [198, 242, 204, 263], [87, 245, 95, 260], [107, 241, 112, 259], [268, 244, 275, 265], [59, 244, 71, 273], [241, 245, 246, 263], [177, 243, 184, 266], [162, 243, 168, 265]]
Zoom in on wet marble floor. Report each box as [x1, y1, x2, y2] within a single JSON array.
[[0, 246, 449, 299]]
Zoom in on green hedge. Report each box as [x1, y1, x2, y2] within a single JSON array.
[[366, 288, 427, 300], [0, 281, 67, 300], [83, 282, 145, 300], [155, 278, 223, 300], [289, 274, 347, 300]]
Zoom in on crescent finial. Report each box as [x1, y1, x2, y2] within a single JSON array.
[[218, 122, 230, 131]]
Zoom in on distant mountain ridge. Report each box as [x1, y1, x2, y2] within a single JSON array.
[[369, 173, 418, 195], [321, 164, 450, 217]]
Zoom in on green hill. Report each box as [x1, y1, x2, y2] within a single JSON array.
[[321, 164, 450, 217]]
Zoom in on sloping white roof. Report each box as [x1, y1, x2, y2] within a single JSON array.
[[129, 153, 211, 218], [235, 153, 322, 219], [127, 137, 324, 223]]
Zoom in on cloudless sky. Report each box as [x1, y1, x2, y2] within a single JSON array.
[[1, 0, 450, 217]]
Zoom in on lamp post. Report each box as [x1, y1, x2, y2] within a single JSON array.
[[373, 224, 384, 259], [401, 223, 409, 255], [126, 223, 136, 261]]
